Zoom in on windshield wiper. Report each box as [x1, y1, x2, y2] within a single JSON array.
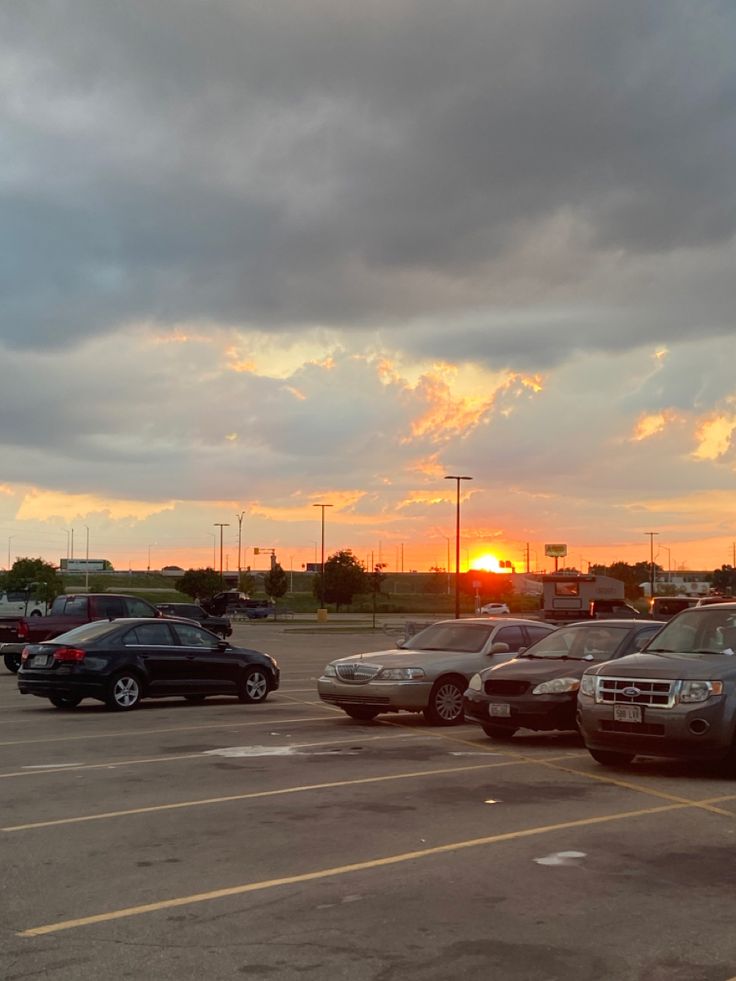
[[645, 648, 676, 653]]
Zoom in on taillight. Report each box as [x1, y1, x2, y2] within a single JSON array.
[[21, 646, 31, 662], [17, 622, 29, 640], [53, 647, 86, 663]]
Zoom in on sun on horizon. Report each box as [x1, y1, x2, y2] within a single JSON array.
[[470, 553, 513, 574]]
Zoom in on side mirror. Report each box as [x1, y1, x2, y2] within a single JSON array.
[[488, 641, 510, 655], [217, 640, 229, 651]]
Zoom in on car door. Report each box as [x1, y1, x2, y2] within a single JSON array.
[[121, 621, 182, 694], [169, 622, 238, 694]]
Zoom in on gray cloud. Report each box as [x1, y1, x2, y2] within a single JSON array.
[[2, 0, 735, 359]]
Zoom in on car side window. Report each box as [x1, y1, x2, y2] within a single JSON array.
[[123, 623, 176, 646], [173, 623, 218, 649], [526, 625, 553, 645], [125, 598, 156, 617], [494, 626, 525, 650], [96, 597, 126, 618], [627, 626, 661, 654]]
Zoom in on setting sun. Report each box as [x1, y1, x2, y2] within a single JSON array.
[[471, 553, 512, 573]]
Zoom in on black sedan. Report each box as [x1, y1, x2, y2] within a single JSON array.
[[463, 619, 664, 741], [17, 618, 279, 711], [157, 602, 233, 637]]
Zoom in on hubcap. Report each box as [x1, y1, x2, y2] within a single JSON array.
[[436, 684, 463, 720], [246, 672, 267, 699], [114, 677, 139, 707]]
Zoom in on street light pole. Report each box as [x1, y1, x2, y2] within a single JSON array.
[[645, 531, 659, 598], [85, 526, 89, 592], [444, 475, 473, 619], [214, 523, 230, 584], [312, 504, 333, 608], [235, 511, 245, 578]]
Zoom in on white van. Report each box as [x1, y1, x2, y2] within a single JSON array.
[[0, 591, 47, 617]]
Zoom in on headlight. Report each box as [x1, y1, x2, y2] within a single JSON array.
[[678, 680, 724, 703], [579, 674, 596, 697], [468, 673, 482, 692], [375, 667, 426, 680], [323, 664, 337, 677], [532, 677, 581, 695]]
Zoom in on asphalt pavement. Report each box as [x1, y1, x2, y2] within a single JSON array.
[[2, 620, 736, 981]]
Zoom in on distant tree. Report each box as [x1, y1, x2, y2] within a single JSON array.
[[712, 565, 736, 594], [177, 568, 223, 603], [0, 558, 64, 604], [263, 563, 288, 603], [238, 572, 257, 595], [317, 550, 367, 611]]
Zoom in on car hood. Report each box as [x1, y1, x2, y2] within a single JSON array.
[[481, 656, 594, 682], [330, 647, 472, 667], [587, 651, 736, 680]]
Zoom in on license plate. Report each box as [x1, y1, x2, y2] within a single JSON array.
[[614, 704, 642, 723], [489, 703, 511, 717], [30, 654, 49, 668]]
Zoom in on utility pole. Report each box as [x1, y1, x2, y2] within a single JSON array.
[[444, 475, 473, 619], [312, 504, 333, 609], [235, 511, 245, 578], [214, 523, 230, 584], [645, 531, 659, 598]]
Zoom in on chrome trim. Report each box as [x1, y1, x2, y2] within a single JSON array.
[[594, 675, 679, 708], [335, 662, 382, 683]]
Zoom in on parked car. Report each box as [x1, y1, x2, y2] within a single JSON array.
[[588, 599, 643, 620], [17, 618, 279, 711], [156, 602, 232, 637], [464, 619, 665, 741], [317, 617, 556, 725], [578, 602, 736, 767], [479, 603, 510, 615]]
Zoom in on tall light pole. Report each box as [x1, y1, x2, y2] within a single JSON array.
[[7, 536, 13, 570], [445, 475, 473, 619], [645, 531, 659, 598], [235, 511, 245, 577], [214, 523, 230, 584], [85, 526, 90, 592], [313, 504, 333, 608], [659, 545, 672, 582]]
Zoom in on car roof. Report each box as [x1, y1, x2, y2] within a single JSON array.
[[435, 617, 552, 626], [567, 618, 664, 626]]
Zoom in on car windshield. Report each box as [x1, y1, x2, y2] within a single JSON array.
[[519, 624, 629, 661], [406, 622, 494, 653], [47, 620, 118, 644], [646, 608, 736, 655]]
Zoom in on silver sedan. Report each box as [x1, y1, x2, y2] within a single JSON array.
[[318, 617, 555, 725]]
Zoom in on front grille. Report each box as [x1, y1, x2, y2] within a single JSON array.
[[335, 662, 381, 683], [600, 720, 666, 735], [320, 693, 391, 705], [484, 679, 529, 697], [597, 677, 676, 708]]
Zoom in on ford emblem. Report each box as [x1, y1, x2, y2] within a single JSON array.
[[622, 686, 641, 698]]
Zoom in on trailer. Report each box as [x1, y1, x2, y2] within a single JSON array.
[[541, 574, 626, 622]]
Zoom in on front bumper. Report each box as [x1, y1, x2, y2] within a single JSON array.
[[317, 677, 432, 712], [579, 698, 734, 761], [464, 691, 577, 731]]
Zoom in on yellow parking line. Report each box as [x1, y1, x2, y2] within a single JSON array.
[[17, 800, 693, 937], [0, 714, 336, 747], [2, 757, 531, 832]]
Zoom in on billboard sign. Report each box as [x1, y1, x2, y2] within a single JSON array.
[[544, 544, 568, 558]]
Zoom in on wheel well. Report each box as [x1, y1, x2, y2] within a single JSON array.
[[433, 673, 467, 692]]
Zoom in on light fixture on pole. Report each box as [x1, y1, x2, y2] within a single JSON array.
[[235, 511, 245, 576], [444, 475, 473, 619], [312, 504, 333, 608], [214, 523, 230, 584], [645, 531, 659, 598]]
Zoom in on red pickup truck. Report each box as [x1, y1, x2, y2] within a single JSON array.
[[2, 594, 161, 673]]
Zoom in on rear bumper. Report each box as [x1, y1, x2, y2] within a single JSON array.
[[18, 677, 105, 699]]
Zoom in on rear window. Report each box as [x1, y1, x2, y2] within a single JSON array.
[[49, 620, 118, 644]]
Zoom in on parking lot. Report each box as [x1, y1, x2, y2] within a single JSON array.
[[3, 620, 736, 981]]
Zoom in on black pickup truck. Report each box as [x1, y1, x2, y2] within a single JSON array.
[[2, 593, 161, 673]]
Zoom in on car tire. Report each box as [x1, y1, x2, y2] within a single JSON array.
[[423, 677, 466, 726], [105, 672, 143, 711], [30, 610, 43, 617], [342, 706, 380, 721], [481, 724, 518, 741], [4, 653, 21, 673], [49, 694, 83, 709], [185, 695, 206, 704], [238, 666, 270, 704], [589, 749, 635, 767]]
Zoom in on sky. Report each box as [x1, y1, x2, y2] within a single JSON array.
[[2, 0, 736, 577]]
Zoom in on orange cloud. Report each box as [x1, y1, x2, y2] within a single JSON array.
[[692, 415, 736, 461], [17, 490, 176, 522], [409, 454, 446, 479], [631, 410, 679, 441], [403, 367, 495, 444]]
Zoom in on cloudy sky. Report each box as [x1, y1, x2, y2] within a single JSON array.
[[2, 0, 736, 576]]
